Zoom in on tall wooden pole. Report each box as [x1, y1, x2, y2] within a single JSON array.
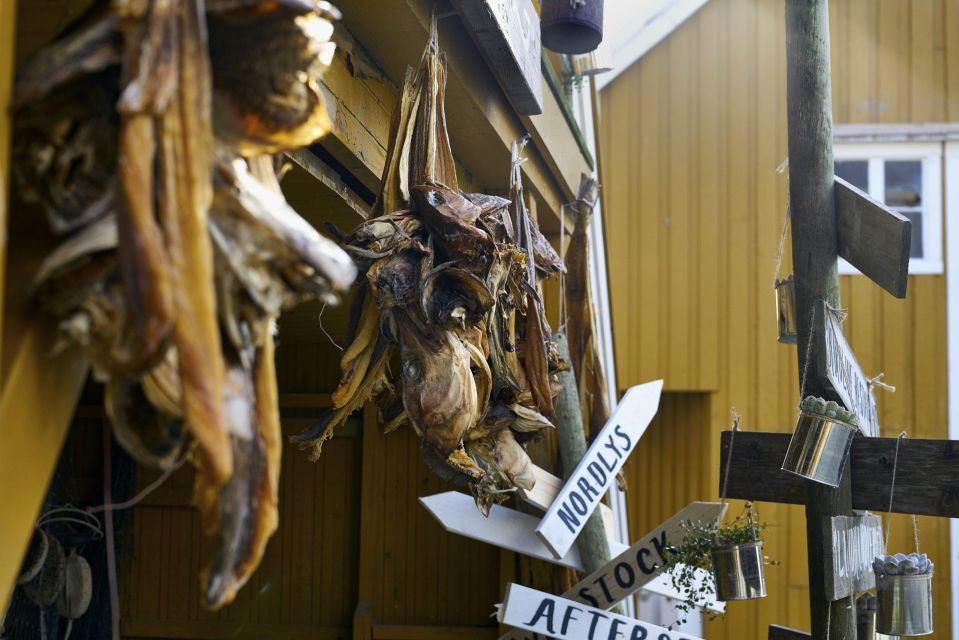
[[784, 1, 855, 638]]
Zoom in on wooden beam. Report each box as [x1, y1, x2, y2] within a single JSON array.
[[784, 0, 853, 636], [720, 431, 959, 517], [285, 149, 372, 219], [448, 0, 543, 115], [0, 0, 14, 369], [835, 176, 911, 298], [768, 625, 811, 640]]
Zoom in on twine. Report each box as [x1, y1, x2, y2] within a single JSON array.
[[868, 373, 896, 394], [883, 431, 920, 554], [717, 409, 741, 539], [773, 206, 790, 287], [799, 304, 819, 401]]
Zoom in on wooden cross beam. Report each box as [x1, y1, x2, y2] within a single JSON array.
[[718, 431, 959, 518]]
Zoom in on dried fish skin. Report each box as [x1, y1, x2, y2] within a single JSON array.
[[421, 442, 485, 487], [207, 1, 338, 155], [367, 250, 424, 310], [397, 314, 477, 457], [420, 266, 494, 329], [105, 374, 186, 470], [411, 185, 494, 262], [467, 428, 535, 492]]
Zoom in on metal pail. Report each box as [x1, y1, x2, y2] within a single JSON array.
[[876, 572, 933, 636], [775, 275, 798, 344], [781, 412, 857, 487], [541, 0, 604, 55], [709, 540, 767, 601]]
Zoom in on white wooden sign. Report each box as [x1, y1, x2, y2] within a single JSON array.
[[420, 491, 716, 609], [821, 302, 880, 437], [535, 381, 664, 559], [449, 0, 543, 115], [824, 513, 884, 600], [497, 583, 706, 640], [517, 464, 616, 538], [498, 502, 726, 640]]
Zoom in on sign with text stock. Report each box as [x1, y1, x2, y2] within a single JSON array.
[[535, 380, 664, 559], [498, 583, 705, 640], [820, 302, 880, 437], [499, 502, 726, 640]]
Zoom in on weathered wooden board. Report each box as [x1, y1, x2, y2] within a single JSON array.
[[719, 431, 959, 517], [824, 514, 884, 600], [835, 176, 912, 299], [516, 464, 616, 538], [420, 492, 626, 571], [497, 583, 705, 640], [449, 0, 543, 115], [535, 380, 664, 559], [768, 625, 811, 640], [815, 301, 880, 437]]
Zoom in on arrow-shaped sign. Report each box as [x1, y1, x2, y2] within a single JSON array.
[[497, 583, 706, 640], [498, 502, 726, 640], [535, 380, 663, 559]]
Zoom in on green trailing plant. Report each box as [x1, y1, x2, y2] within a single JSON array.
[[662, 503, 778, 628]]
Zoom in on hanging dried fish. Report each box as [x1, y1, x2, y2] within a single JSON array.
[[16, 0, 350, 610], [297, 19, 564, 512]]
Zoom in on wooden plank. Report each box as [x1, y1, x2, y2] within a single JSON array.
[[768, 625, 811, 640], [720, 430, 959, 517], [419, 491, 627, 571], [822, 513, 883, 600], [448, 0, 542, 115], [835, 176, 911, 299], [497, 583, 705, 640], [515, 464, 615, 535], [373, 625, 497, 640], [285, 149, 372, 219], [535, 380, 664, 559]]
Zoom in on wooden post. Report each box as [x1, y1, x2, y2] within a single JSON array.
[[551, 332, 612, 577], [784, 1, 854, 638]]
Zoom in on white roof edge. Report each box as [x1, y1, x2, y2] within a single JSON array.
[[595, 0, 711, 92]]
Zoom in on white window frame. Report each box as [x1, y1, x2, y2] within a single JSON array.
[[834, 141, 943, 275]]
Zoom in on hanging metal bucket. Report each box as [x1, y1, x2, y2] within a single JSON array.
[[781, 411, 857, 487], [875, 572, 933, 636], [541, 0, 604, 55], [709, 540, 767, 601], [775, 275, 798, 344]]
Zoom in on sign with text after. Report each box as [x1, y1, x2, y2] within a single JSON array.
[[535, 381, 664, 559], [497, 583, 705, 640], [499, 502, 726, 640]]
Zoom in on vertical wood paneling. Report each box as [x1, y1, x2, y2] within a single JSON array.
[[602, 0, 954, 638]]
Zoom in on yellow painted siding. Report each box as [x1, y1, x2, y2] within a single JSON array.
[[600, 0, 954, 638]]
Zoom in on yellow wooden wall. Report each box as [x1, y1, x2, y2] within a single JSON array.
[[599, 0, 958, 638]]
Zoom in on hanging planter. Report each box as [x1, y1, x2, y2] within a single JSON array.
[[873, 553, 934, 636], [541, 0, 604, 55], [663, 503, 773, 627], [775, 275, 798, 344], [781, 397, 858, 487]]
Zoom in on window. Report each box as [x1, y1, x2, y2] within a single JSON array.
[[834, 142, 943, 274]]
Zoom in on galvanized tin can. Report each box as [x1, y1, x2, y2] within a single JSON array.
[[876, 572, 933, 636], [781, 412, 857, 487], [710, 540, 767, 601], [541, 0, 604, 55], [775, 275, 798, 344]]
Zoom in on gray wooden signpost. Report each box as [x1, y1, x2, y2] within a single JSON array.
[[763, 0, 914, 638]]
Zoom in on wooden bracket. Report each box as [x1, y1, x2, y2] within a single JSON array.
[[835, 176, 912, 298], [719, 430, 959, 517]]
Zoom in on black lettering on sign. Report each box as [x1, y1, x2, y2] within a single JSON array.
[[578, 587, 600, 607], [570, 491, 588, 516], [658, 634, 670, 640], [587, 461, 608, 487], [614, 424, 632, 450], [630, 625, 648, 640], [637, 547, 656, 574], [558, 502, 582, 534], [560, 605, 583, 634], [651, 530, 669, 564], [608, 618, 626, 640], [586, 610, 610, 638], [524, 598, 556, 633], [603, 435, 623, 461], [577, 477, 600, 501], [597, 450, 618, 473], [593, 574, 614, 604], [614, 561, 636, 589]]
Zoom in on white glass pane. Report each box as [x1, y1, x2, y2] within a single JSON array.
[[885, 160, 922, 207]]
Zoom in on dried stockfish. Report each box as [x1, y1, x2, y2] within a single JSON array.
[[299, 21, 565, 513]]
